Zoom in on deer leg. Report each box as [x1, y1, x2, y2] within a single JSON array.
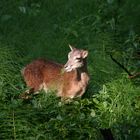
[[19, 88, 35, 99], [20, 83, 44, 99]]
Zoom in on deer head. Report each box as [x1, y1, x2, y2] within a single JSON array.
[[64, 45, 88, 72]]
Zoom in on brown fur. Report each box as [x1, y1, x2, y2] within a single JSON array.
[[21, 47, 89, 99]]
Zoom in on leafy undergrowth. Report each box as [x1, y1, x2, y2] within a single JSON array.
[[0, 0, 140, 140], [0, 45, 140, 140], [1, 78, 140, 140]]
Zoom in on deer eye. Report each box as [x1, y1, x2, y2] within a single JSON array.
[[76, 57, 82, 61]]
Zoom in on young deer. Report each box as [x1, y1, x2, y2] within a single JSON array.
[[21, 45, 89, 99]]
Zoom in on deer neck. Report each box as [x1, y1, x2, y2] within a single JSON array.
[[76, 60, 88, 81], [63, 59, 88, 83]]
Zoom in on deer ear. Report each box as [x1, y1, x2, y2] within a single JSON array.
[[69, 44, 74, 51], [82, 50, 88, 58]]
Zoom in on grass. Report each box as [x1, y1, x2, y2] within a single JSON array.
[[0, 0, 140, 139]]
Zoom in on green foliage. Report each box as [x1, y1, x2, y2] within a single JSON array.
[[0, 45, 24, 103], [0, 0, 140, 139]]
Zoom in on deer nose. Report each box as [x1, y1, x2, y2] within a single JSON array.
[[64, 64, 68, 68], [64, 63, 72, 72]]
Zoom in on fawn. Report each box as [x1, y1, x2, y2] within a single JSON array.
[[21, 45, 89, 99]]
